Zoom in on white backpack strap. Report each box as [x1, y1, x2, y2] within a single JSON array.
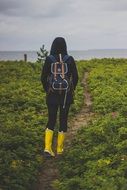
[[59, 53, 62, 63], [54, 62, 57, 80], [59, 54, 65, 79]]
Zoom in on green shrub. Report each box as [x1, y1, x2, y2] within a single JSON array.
[[0, 60, 85, 189], [57, 59, 127, 190], [0, 61, 45, 189], [57, 114, 127, 190]]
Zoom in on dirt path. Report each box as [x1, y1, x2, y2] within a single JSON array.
[[66, 72, 94, 142], [35, 72, 94, 190]]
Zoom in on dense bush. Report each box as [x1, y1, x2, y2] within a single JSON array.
[[88, 60, 127, 115], [0, 61, 46, 190], [55, 59, 127, 190], [1, 59, 127, 190], [57, 114, 127, 190], [0, 60, 84, 190]]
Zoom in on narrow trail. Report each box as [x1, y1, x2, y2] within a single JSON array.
[[66, 72, 94, 143], [35, 72, 95, 190]]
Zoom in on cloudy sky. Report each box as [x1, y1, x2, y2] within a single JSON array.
[[0, 0, 127, 51]]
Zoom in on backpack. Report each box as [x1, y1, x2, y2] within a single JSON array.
[[48, 54, 70, 108]]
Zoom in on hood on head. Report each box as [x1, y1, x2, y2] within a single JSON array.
[[50, 37, 67, 55]]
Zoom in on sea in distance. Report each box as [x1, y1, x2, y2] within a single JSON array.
[[0, 49, 127, 62]]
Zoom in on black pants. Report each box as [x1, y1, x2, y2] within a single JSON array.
[[46, 104, 70, 132]]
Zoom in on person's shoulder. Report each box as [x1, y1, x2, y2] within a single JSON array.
[[67, 55, 75, 62], [46, 55, 51, 60], [45, 55, 53, 63]]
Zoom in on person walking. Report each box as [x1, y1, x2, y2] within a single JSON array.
[[41, 37, 78, 157]]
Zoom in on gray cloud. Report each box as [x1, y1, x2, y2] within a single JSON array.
[[0, 0, 22, 15], [0, 0, 19, 10], [0, 0, 127, 50], [0, 0, 71, 18], [101, 0, 127, 11]]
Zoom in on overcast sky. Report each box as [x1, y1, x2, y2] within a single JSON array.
[[0, 0, 127, 51]]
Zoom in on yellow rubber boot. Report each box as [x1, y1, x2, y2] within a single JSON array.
[[57, 132, 65, 155], [44, 128, 55, 157]]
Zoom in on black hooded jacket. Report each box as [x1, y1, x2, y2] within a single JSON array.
[[41, 37, 78, 105]]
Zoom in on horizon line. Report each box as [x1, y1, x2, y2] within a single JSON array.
[[0, 48, 127, 52]]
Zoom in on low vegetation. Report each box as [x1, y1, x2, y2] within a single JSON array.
[[0, 59, 127, 190], [55, 59, 127, 190], [0, 60, 84, 190]]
